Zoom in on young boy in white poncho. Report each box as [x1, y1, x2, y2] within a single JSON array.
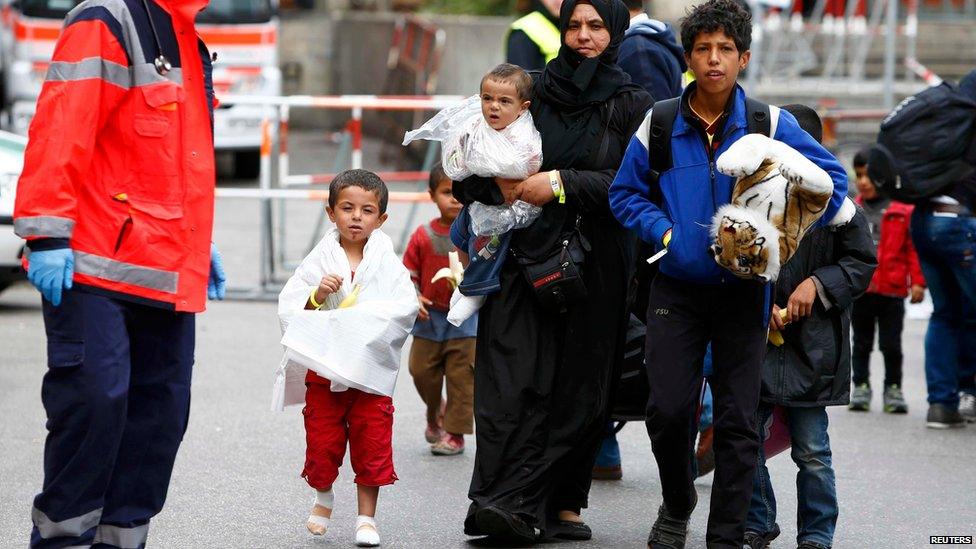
[[274, 170, 418, 547]]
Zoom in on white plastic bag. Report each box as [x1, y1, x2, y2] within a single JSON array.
[[402, 94, 543, 181]]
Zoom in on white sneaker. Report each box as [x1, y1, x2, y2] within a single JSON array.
[[959, 392, 976, 422], [355, 515, 381, 547], [446, 288, 484, 327]]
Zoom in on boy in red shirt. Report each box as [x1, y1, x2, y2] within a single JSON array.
[[850, 148, 926, 413], [403, 165, 478, 455]]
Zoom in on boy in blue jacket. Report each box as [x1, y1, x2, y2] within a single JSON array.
[[608, 1, 847, 547]]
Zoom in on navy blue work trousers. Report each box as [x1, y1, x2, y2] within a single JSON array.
[[30, 289, 194, 549]]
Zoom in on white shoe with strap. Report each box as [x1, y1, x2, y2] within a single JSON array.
[[355, 515, 381, 547]]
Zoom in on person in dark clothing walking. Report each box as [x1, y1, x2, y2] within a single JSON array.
[[743, 105, 877, 549], [609, 2, 848, 547], [454, 0, 652, 544], [506, 0, 564, 71], [618, 0, 687, 103]]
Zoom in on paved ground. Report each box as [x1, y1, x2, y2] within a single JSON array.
[[2, 134, 974, 548]]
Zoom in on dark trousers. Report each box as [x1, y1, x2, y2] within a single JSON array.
[[31, 290, 194, 549], [644, 273, 767, 548], [851, 293, 905, 387]]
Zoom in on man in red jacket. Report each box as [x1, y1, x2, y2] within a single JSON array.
[[13, 0, 225, 545], [849, 148, 925, 413]]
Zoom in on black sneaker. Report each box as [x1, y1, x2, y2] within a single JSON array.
[[926, 403, 966, 429], [883, 384, 908, 414], [797, 541, 831, 549], [742, 523, 780, 548], [647, 492, 696, 549], [849, 383, 871, 411]]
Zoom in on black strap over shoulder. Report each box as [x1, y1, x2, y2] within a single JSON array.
[[745, 97, 771, 137], [647, 97, 680, 180], [646, 96, 772, 179]]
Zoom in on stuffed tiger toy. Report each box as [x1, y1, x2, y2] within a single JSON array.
[[710, 133, 856, 282]]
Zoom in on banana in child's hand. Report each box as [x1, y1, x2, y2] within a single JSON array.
[[768, 308, 790, 347], [338, 284, 362, 308]]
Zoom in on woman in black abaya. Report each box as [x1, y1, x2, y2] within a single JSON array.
[[453, 0, 652, 543]]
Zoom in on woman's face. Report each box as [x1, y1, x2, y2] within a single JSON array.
[[564, 3, 610, 59]]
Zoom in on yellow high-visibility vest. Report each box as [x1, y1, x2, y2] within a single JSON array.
[[507, 11, 561, 64]]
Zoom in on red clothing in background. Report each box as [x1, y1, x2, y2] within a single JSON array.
[[402, 219, 457, 311], [856, 197, 926, 298]]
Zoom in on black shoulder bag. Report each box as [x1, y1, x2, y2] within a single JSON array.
[[515, 98, 615, 313]]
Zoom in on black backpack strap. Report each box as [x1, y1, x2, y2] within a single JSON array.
[[745, 97, 772, 137], [647, 97, 680, 179]]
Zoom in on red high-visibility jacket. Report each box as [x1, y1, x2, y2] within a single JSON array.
[[14, 0, 216, 312], [856, 197, 926, 298]]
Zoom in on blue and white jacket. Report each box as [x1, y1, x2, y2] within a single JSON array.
[[609, 85, 848, 285]]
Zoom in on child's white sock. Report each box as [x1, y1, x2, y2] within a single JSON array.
[[306, 489, 334, 536], [355, 515, 381, 547], [447, 288, 484, 327]]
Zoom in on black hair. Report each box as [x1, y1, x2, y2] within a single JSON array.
[[781, 104, 823, 144], [853, 146, 871, 169], [680, 0, 752, 54], [328, 169, 389, 213], [481, 63, 533, 102], [428, 163, 449, 193], [622, 0, 645, 9]]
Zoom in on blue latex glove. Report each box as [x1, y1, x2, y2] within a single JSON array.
[[208, 242, 227, 300], [27, 248, 74, 306]]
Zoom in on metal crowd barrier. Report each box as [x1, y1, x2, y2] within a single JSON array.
[[214, 94, 465, 300]]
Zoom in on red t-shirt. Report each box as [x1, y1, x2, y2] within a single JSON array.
[[402, 218, 457, 311]]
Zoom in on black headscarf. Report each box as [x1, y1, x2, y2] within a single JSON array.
[[535, 0, 640, 111]]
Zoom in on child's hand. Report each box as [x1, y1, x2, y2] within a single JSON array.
[[770, 304, 788, 331], [314, 274, 344, 305], [418, 295, 433, 322], [910, 284, 925, 304], [786, 277, 818, 323]]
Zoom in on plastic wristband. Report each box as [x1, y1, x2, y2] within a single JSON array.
[[309, 288, 324, 309], [662, 229, 672, 248], [548, 170, 566, 204]]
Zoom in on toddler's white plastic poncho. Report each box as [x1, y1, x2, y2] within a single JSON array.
[[403, 95, 544, 236], [272, 228, 418, 410]]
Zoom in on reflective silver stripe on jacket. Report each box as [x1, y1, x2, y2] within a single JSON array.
[[14, 215, 75, 239], [75, 251, 179, 294], [32, 507, 102, 539], [46, 58, 183, 88], [62, 0, 182, 88], [93, 523, 150, 548]]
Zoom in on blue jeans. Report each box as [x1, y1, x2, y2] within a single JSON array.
[[747, 405, 836, 549], [910, 210, 976, 408], [700, 344, 714, 431], [595, 422, 621, 467]]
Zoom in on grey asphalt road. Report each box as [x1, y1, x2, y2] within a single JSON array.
[[2, 133, 974, 548]]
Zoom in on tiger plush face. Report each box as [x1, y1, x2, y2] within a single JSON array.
[[710, 214, 774, 280]]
